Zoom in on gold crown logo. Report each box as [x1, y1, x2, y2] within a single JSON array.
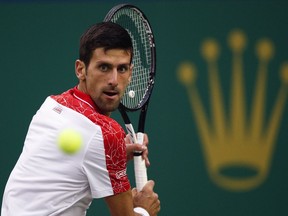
[[177, 29, 288, 191]]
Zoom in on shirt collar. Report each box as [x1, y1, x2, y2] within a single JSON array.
[[72, 86, 99, 112]]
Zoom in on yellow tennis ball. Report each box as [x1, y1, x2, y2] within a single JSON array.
[[57, 129, 83, 154]]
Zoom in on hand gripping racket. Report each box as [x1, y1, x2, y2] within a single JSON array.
[[104, 4, 156, 191]]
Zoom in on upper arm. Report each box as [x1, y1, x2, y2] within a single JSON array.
[[104, 189, 137, 216]]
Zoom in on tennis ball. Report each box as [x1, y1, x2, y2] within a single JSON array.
[[57, 128, 83, 154]]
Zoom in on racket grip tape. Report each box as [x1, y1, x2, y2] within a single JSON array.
[[134, 132, 148, 190], [134, 154, 148, 191]]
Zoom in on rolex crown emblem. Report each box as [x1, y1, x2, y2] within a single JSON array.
[[178, 29, 288, 191]]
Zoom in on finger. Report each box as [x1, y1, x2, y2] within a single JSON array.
[[141, 134, 150, 166], [152, 199, 161, 215], [124, 134, 130, 144], [126, 143, 133, 152], [131, 187, 138, 197], [145, 158, 150, 167], [143, 133, 149, 146], [141, 148, 150, 167], [126, 144, 147, 154], [128, 143, 147, 153]]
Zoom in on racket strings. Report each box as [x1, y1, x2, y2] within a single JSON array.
[[110, 8, 152, 109]]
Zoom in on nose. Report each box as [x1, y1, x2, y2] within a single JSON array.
[[108, 69, 118, 87]]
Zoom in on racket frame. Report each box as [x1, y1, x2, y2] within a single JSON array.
[[104, 4, 156, 191]]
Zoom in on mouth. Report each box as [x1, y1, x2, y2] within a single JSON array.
[[103, 91, 119, 99]]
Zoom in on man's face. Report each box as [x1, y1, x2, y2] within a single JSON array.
[[76, 48, 132, 116]]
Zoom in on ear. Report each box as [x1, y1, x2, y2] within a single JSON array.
[[128, 64, 134, 83], [75, 60, 86, 80]]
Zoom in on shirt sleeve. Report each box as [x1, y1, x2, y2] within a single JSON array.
[[83, 125, 130, 198]]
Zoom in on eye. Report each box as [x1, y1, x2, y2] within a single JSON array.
[[99, 64, 110, 72], [118, 65, 129, 73]]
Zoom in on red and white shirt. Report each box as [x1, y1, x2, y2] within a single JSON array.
[[1, 87, 130, 216]]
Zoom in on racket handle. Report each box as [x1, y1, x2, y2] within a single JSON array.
[[134, 132, 148, 191]]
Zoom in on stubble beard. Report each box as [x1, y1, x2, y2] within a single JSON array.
[[96, 96, 121, 115]]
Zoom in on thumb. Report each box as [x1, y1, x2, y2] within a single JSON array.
[[141, 180, 155, 192]]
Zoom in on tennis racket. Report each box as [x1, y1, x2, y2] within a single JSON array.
[[104, 4, 156, 191]]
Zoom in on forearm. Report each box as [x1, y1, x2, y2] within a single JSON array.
[[105, 190, 136, 216]]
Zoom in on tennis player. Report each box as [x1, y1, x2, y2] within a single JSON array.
[[1, 22, 160, 216]]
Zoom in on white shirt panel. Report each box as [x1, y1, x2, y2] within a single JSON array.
[[1, 97, 113, 216]]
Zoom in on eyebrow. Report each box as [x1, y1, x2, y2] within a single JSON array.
[[97, 61, 130, 67]]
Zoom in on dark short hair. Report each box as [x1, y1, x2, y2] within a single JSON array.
[[79, 22, 133, 66]]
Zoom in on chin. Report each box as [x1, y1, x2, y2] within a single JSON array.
[[102, 103, 120, 114]]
